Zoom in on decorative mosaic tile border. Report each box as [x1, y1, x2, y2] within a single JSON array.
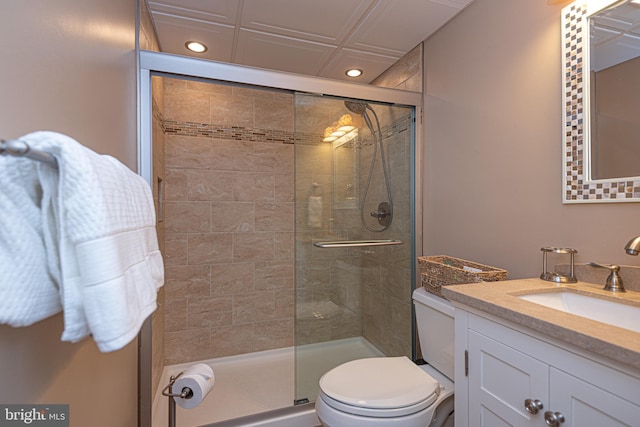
[[562, 3, 640, 202], [160, 114, 413, 148], [162, 120, 299, 144]]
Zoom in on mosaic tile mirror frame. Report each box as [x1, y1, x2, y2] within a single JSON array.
[[562, 0, 640, 203]]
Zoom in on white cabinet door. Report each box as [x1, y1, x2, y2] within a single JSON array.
[[468, 330, 549, 427], [549, 367, 640, 427]]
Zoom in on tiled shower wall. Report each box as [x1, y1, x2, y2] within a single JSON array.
[[158, 77, 414, 365], [161, 78, 296, 364], [360, 113, 413, 357], [294, 106, 414, 358]]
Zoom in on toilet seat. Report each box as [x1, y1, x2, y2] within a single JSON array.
[[318, 356, 440, 418]]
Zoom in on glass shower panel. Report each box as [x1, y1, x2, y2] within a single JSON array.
[[294, 93, 415, 403]]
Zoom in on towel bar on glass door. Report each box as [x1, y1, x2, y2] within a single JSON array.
[[313, 239, 403, 248], [0, 139, 57, 166]]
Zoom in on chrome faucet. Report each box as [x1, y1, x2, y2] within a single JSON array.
[[625, 235, 640, 255], [588, 262, 625, 292]]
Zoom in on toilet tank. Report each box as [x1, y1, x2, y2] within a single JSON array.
[[413, 287, 455, 381]]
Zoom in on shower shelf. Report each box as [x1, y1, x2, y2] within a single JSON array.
[[313, 239, 403, 248]]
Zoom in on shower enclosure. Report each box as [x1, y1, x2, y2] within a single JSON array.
[[139, 51, 420, 426], [293, 94, 415, 403]]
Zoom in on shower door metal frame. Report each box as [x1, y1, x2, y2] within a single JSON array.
[[136, 49, 423, 427]]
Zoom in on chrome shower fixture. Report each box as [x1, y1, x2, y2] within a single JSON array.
[[343, 99, 393, 232], [344, 100, 368, 115]]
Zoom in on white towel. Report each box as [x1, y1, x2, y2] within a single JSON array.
[[0, 154, 62, 326], [27, 131, 164, 352], [307, 196, 323, 228]]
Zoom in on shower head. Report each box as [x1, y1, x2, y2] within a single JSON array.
[[344, 100, 369, 115]]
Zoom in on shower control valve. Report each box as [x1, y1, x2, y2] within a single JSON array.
[[370, 202, 392, 227], [370, 202, 390, 219]]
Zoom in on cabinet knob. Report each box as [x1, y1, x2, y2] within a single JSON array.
[[544, 411, 565, 426], [524, 398, 544, 414]]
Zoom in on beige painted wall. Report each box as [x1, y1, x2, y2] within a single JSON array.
[[0, 1, 138, 426], [423, 0, 640, 280]]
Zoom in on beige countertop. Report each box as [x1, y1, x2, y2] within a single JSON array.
[[441, 278, 640, 371]]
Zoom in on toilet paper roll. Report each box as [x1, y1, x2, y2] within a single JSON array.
[[173, 363, 215, 409]]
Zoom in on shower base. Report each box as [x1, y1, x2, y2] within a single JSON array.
[[152, 337, 383, 427]]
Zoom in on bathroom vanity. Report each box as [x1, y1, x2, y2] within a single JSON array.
[[442, 279, 640, 427]]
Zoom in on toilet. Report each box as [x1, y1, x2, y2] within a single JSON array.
[[315, 287, 455, 427]]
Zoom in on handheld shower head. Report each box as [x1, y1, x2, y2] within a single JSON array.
[[344, 100, 368, 115]]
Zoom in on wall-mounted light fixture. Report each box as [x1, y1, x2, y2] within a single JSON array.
[[185, 41, 208, 53], [345, 68, 363, 78], [323, 114, 356, 142]]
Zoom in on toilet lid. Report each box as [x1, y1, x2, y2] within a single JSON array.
[[319, 356, 439, 410]]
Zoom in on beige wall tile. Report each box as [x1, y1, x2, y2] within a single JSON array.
[[255, 260, 294, 290], [233, 172, 275, 202], [188, 233, 234, 264], [165, 297, 187, 333], [254, 143, 294, 172], [210, 202, 255, 232], [164, 201, 210, 233], [254, 97, 295, 132], [233, 232, 275, 261], [165, 328, 211, 364], [274, 289, 295, 319], [254, 319, 294, 352], [209, 324, 255, 358], [187, 169, 235, 201], [255, 202, 294, 232], [165, 168, 188, 201], [187, 80, 232, 94], [164, 233, 188, 266], [233, 291, 278, 324], [209, 139, 255, 171], [274, 174, 294, 202], [274, 232, 294, 260], [209, 92, 254, 128], [164, 265, 211, 300], [166, 135, 212, 169], [210, 263, 255, 295], [164, 85, 210, 123], [187, 296, 233, 328]]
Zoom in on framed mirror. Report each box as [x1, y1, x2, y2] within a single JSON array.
[[562, 0, 640, 203]]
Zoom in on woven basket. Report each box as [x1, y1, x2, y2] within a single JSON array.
[[418, 255, 508, 298]]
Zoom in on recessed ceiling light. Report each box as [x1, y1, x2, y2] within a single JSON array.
[[345, 68, 363, 78], [185, 41, 207, 53]]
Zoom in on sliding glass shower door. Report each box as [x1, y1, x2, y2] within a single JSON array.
[[293, 93, 415, 403]]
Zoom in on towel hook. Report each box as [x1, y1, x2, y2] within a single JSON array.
[[1, 138, 57, 166]]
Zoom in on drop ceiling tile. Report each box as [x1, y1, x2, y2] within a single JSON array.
[[234, 29, 336, 75], [319, 48, 399, 82], [240, 0, 375, 44], [147, 0, 476, 81], [346, 0, 465, 55], [152, 13, 235, 62], [148, 0, 238, 24]]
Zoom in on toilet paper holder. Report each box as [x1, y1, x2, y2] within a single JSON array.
[[162, 372, 193, 427]]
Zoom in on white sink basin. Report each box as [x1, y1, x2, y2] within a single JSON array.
[[518, 291, 640, 333]]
